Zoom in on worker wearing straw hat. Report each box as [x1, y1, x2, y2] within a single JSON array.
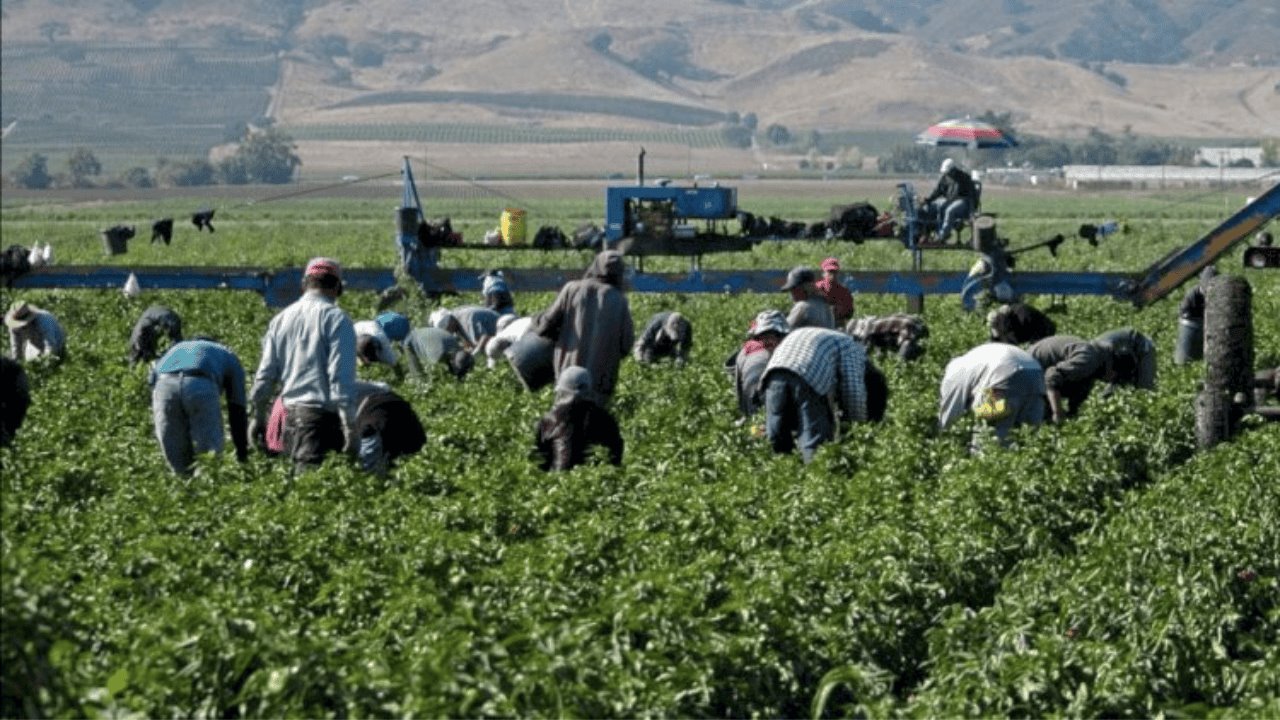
[[5, 300, 66, 362]]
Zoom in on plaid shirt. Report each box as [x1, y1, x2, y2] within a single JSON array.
[[847, 313, 928, 352], [764, 327, 867, 421]]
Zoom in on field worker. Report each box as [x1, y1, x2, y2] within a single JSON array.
[[534, 366, 624, 472], [987, 302, 1056, 346], [815, 257, 855, 325], [1027, 334, 1107, 422], [633, 311, 693, 366], [481, 269, 516, 316], [760, 327, 870, 463], [128, 305, 183, 366], [149, 338, 250, 475], [727, 309, 789, 421], [1029, 328, 1154, 424], [263, 380, 426, 474], [485, 313, 535, 369], [781, 266, 835, 331], [1174, 266, 1217, 365], [354, 317, 400, 371], [922, 158, 978, 243], [1, 356, 31, 447], [403, 326, 474, 381], [1093, 327, 1157, 394], [431, 305, 501, 356], [5, 301, 66, 362], [249, 257, 358, 470], [939, 342, 1046, 447], [846, 313, 929, 361], [352, 379, 426, 475], [375, 311, 411, 345], [532, 250, 634, 403]]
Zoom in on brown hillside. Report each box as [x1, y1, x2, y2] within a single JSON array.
[[2, 0, 1276, 177]]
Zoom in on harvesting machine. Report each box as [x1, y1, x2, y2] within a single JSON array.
[[10, 158, 1278, 314]]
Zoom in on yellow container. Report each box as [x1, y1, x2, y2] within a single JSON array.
[[501, 208, 527, 245]]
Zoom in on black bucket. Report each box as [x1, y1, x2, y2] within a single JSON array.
[[506, 333, 554, 392], [102, 228, 130, 255]]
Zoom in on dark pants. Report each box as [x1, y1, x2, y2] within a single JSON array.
[[287, 405, 344, 470], [357, 392, 425, 473], [1174, 318, 1203, 365], [764, 370, 834, 463]]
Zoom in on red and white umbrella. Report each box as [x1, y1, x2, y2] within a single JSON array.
[[916, 118, 1017, 149]]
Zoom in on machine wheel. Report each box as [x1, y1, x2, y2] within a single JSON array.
[[1197, 275, 1253, 449], [1195, 385, 1245, 449]]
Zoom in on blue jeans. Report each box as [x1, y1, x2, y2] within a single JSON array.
[[764, 370, 833, 463], [359, 432, 387, 476], [152, 373, 224, 475], [937, 199, 971, 241]]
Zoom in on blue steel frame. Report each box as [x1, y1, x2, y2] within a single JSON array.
[[603, 184, 738, 242]]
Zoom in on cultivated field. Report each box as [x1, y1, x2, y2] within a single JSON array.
[[2, 183, 1277, 717]]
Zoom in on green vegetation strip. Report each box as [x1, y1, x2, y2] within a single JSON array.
[[908, 428, 1279, 717], [1, 192, 1276, 716]]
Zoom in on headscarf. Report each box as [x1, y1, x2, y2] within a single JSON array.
[[585, 250, 626, 288], [555, 365, 592, 404]]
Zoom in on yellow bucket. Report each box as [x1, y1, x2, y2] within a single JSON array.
[[501, 208, 527, 246]]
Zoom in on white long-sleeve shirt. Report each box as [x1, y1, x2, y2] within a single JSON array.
[[354, 320, 399, 367], [939, 342, 1043, 429], [250, 291, 357, 420], [9, 310, 65, 361]]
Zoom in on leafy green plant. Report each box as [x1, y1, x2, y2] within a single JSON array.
[[2, 190, 1277, 717]]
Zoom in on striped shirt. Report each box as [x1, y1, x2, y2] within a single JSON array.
[[764, 327, 868, 422], [847, 313, 928, 352]]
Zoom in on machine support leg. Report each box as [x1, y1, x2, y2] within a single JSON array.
[[907, 248, 925, 313]]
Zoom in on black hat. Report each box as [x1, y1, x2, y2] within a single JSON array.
[[781, 266, 815, 291]]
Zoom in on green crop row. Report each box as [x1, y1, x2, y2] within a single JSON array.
[[2, 191, 1277, 716], [907, 427, 1279, 717], [0, 190, 1254, 277]]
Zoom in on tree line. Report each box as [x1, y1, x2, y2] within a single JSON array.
[[6, 129, 301, 190]]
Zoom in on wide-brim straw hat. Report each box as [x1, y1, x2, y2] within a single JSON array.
[[4, 301, 37, 329]]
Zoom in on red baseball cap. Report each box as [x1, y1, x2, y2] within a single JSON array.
[[304, 256, 342, 280], [821, 257, 840, 271]]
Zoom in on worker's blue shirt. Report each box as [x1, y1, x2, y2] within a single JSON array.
[[152, 340, 247, 407]]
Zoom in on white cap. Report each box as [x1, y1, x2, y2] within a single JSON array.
[[941, 158, 955, 174], [429, 308, 454, 329]]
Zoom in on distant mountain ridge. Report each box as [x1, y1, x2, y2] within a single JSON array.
[[2, 0, 1277, 177], [5, 0, 1273, 66]]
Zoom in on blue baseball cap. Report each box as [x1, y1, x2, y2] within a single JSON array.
[[376, 311, 410, 342]]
